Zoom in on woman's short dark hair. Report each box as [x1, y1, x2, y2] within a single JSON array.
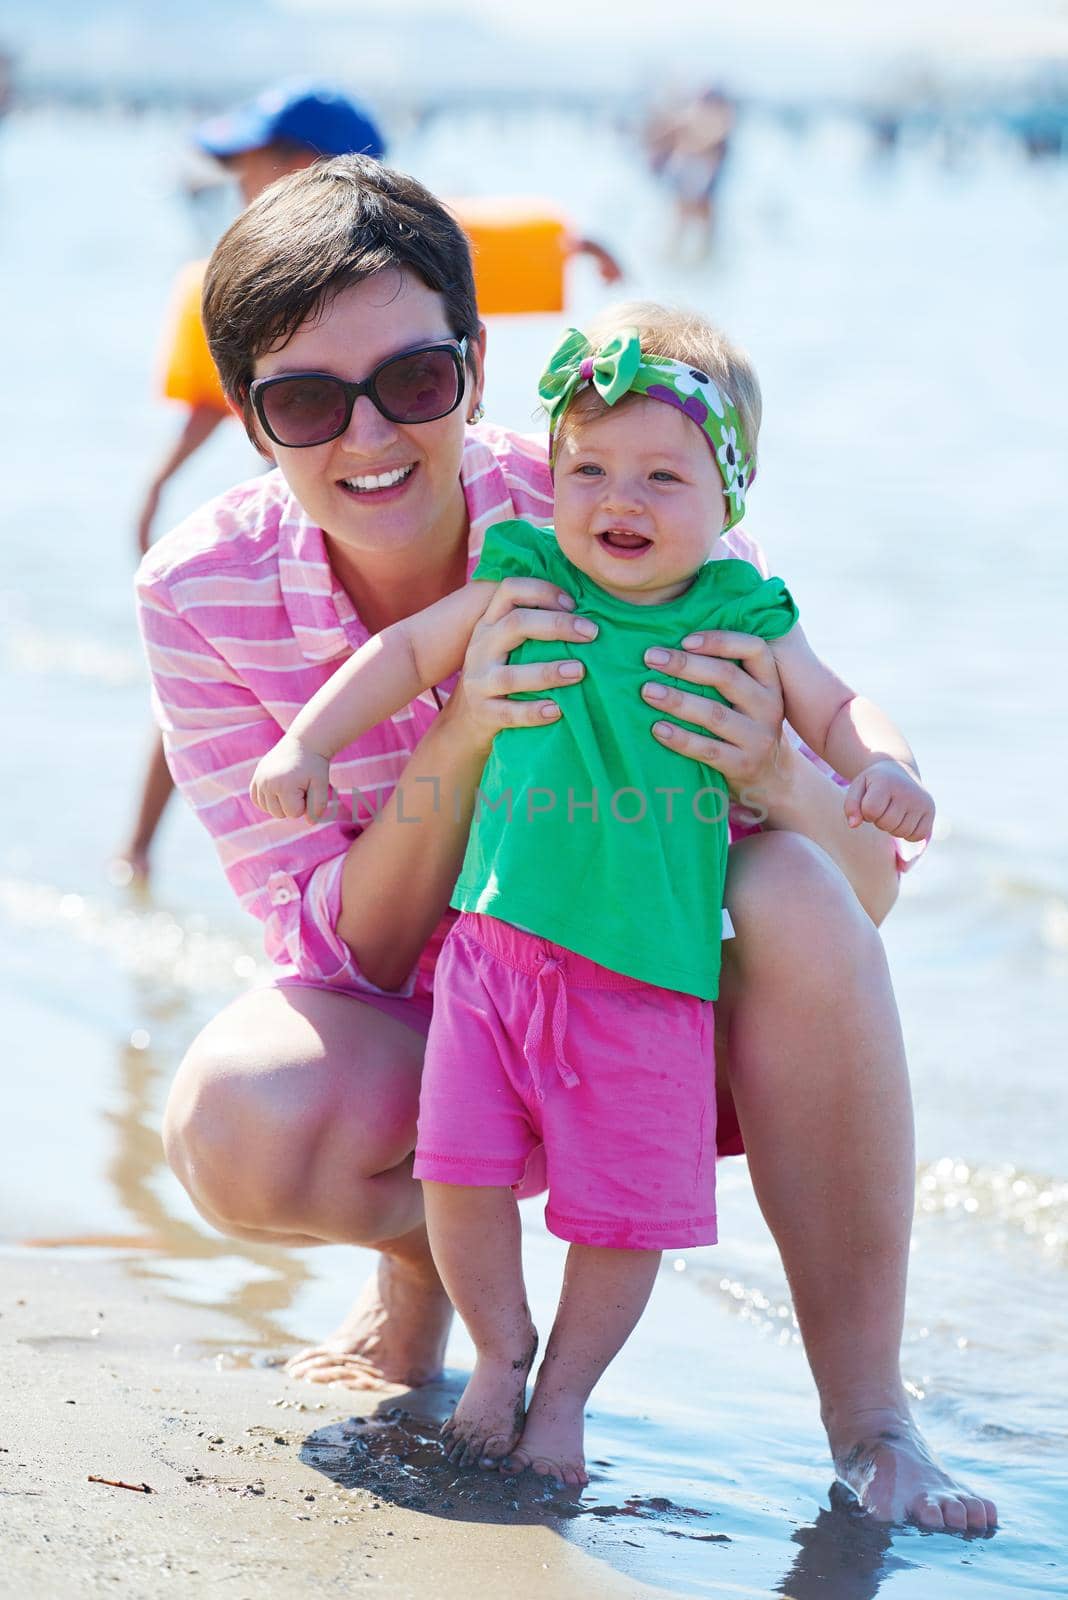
[[203, 155, 479, 443]]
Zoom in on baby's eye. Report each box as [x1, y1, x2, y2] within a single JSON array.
[[575, 463, 604, 477], [650, 470, 680, 483]]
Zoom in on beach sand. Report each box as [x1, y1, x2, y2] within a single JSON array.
[[1, 1251, 683, 1600]]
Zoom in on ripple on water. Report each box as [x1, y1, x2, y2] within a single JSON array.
[[0, 876, 265, 994], [916, 1158, 1068, 1262]]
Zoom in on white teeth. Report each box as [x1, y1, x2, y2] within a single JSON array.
[[343, 465, 413, 492]]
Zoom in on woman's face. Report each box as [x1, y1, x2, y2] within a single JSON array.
[[252, 269, 484, 562]]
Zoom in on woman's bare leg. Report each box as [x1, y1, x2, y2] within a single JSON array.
[[507, 1245, 661, 1487], [162, 984, 452, 1388], [719, 831, 996, 1532], [421, 1183, 537, 1468]]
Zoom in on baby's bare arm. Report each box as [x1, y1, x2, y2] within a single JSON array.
[[773, 625, 934, 841], [289, 584, 496, 758], [772, 625, 919, 780]]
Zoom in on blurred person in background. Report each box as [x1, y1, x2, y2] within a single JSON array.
[[117, 82, 623, 886], [648, 85, 735, 262], [0, 49, 14, 126], [137, 154, 993, 1531]]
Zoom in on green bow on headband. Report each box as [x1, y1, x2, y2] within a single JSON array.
[[537, 325, 754, 530], [537, 327, 643, 427]]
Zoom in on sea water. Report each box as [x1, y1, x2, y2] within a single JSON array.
[[1, 102, 1066, 1597]]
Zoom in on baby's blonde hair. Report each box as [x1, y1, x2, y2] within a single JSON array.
[[556, 300, 762, 471]]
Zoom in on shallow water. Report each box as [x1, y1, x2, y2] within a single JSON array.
[[2, 103, 1067, 1596]]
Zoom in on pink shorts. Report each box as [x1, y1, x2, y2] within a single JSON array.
[[413, 913, 718, 1250]]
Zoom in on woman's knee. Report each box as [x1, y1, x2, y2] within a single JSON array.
[[161, 1035, 324, 1230], [161, 993, 425, 1237], [726, 831, 887, 988]]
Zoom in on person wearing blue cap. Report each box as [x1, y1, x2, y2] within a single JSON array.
[[117, 84, 385, 887], [135, 83, 386, 559], [196, 80, 385, 206]]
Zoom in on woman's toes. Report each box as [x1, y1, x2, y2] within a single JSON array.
[[940, 1498, 969, 1532], [961, 1496, 990, 1532], [912, 1495, 947, 1530]]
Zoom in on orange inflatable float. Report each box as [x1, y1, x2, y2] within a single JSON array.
[[449, 198, 569, 317]]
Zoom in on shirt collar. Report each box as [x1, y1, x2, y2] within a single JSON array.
[[276, 433, 515, 664]]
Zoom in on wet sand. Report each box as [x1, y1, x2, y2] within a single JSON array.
[[1, 1250, 684, 1600]]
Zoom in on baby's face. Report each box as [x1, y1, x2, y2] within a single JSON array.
[[553, 398, 728, 606]]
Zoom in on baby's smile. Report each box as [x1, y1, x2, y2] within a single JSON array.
[[597, 529, 653, 557]]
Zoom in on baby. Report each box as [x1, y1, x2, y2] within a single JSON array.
[[251, 304, 934, 1486]]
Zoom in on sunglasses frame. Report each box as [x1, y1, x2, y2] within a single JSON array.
[[248, 336, 471, 448]]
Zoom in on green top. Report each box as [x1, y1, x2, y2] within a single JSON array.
[[450, 520, 799, 999]]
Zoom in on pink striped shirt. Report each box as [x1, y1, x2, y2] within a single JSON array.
[[136, 424, 915, 1002]]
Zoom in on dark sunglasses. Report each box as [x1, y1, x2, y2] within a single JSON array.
[[249, 337, 470, 448]]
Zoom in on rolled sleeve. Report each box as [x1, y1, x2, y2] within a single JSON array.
[[265, 855, 418, 997]]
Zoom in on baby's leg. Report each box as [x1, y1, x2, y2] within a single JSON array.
[[507, 1245, 661, 1487], [423, 1181, 538, 1469]]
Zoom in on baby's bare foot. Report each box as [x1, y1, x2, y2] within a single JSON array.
[[503, 1389, 588, 1487], [441, 1329, 538, 1470], [831, 1407, 997, 1532]]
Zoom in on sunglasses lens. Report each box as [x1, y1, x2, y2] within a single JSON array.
[[261, 377, 349, 446], [375, 348, 462, 423]]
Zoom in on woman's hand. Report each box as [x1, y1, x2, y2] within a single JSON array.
[[250, 733, 332, 821], [445, 577, 598, 755], [639, 629, 789, 799]]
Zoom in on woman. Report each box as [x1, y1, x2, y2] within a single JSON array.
[[137, 155, 994, 1532]]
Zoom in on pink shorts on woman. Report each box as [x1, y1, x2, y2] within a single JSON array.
[[413, 912, 718, 1250]]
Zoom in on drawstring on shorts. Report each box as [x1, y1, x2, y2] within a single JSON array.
[[522, 954, 581, 1100]]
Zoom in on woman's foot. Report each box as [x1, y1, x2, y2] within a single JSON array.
[[828, 1406, 998, 1531], [440, 1328, 538, 1469], [502, 1386, 589, 1487], [285, 1251, 453, 1390]]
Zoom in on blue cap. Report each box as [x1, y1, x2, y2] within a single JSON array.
[[196, 81, 385, 162]]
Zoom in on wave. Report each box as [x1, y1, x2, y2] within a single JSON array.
[[3, 625, 145, 688], [916, 1157, 1068, 1262], [0, 876, 264, 996]]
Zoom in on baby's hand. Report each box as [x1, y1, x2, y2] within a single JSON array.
[[844, 759, 935, 843], [250, 735, 332, 822]]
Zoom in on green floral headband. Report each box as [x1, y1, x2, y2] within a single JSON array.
[[538, 326, 753, 529]]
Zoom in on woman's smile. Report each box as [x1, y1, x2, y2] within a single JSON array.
[[337, 462, 417, 499]]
